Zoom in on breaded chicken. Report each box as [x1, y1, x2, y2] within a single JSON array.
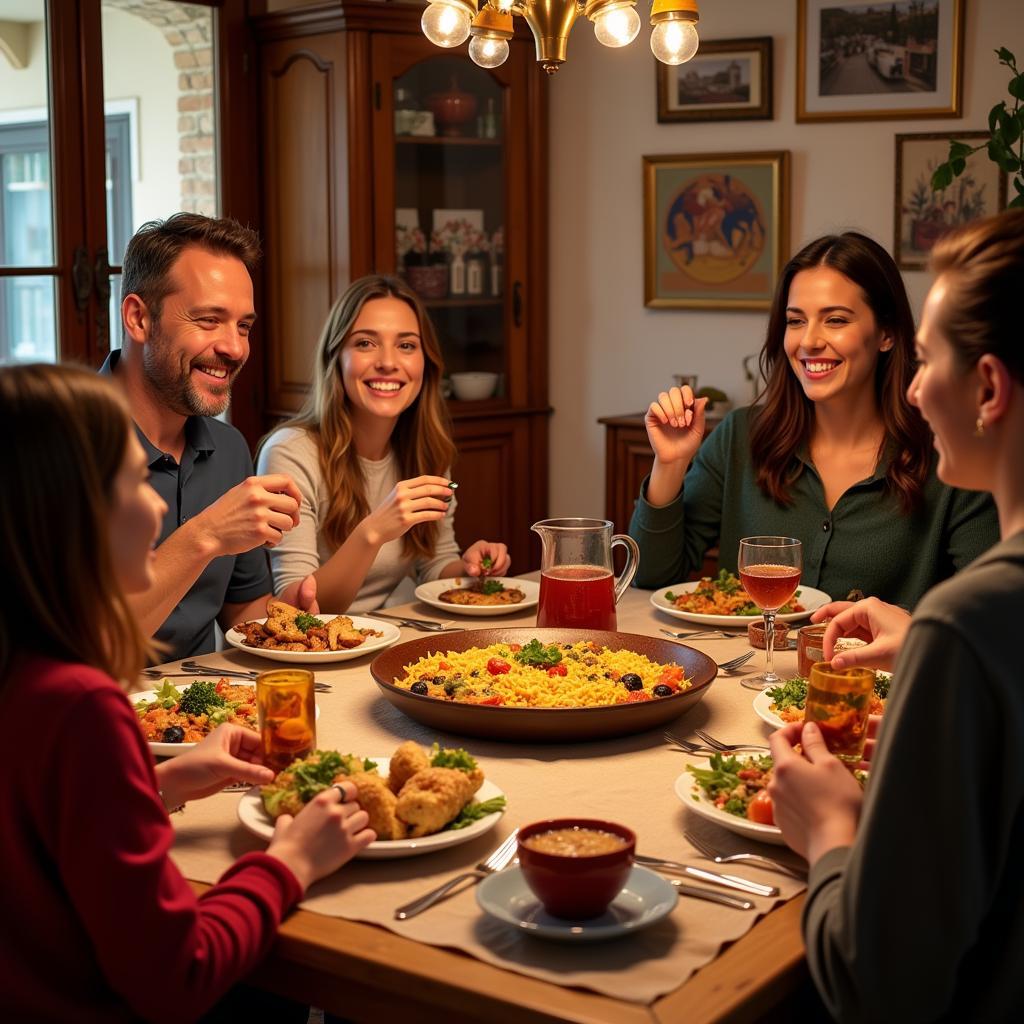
[[266, 598, 307, 642], [396, 767, 475, 838], [346, 771, 405, 841], [388, 740, 431, 794], [327, 615, 367, 650]]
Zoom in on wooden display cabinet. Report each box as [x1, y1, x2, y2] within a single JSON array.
[[254, 2, 549, 568]]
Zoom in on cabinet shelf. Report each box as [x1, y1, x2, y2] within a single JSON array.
[[395, 135, 502, 147]]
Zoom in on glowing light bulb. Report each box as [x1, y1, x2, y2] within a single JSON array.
[[421, 1, 472, 48], [469, 34, 510, 68], [650, 19, 699, 65], [494, 0, 514, 10], [593, 4, 641, 48]]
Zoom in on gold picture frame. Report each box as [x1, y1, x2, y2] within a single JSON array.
[[656, 37, 773, 123], [894, 131, 1008, 270], [643, 151, 790, 311], [797, 0, 964, 123]]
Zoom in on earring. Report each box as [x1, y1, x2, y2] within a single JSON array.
[[974, 416, 985, 438]]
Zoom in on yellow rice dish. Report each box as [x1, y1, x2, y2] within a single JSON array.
[[394, 638, 690, 708]]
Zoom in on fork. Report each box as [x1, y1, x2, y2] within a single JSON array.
[[659, 629, 734, 640], [394, 830, 519, 920], [663, 730, 769, 755], [717, 651, 757, 673], [182, 660, 258, 678], [370, 612, 465, 633], [141, 666, 332, 692], [694, 728, 770, 753], [685, 830, 806, 880]]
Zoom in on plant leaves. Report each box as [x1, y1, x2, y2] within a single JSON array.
[[1004, 112, 1022, 147], [1009, 73, 1024, 101], [990, 101, 1007, 134], [951, 157, 966, 175], [996, 47, 1016, 65], [1001, 155, 1022, 174], [931, 162, 954, 190], [1009, 193, 1024, 209], [1015, 176, 1024, 196], [948, 141, 974, 160]]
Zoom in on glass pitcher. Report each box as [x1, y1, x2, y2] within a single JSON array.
[[531, 518, 640, 631]]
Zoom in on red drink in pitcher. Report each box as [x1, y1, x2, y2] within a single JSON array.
[[538, 565, 617, 630], [739, 564, 802, 610]]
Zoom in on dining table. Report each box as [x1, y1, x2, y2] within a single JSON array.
[[155, 582, 812, 1023]]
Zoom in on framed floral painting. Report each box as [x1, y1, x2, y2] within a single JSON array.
[[894, 132, 1007, 270], [656, 37, 773, 123], [797, 0, 964, 122], [643, 151, 790, 310]]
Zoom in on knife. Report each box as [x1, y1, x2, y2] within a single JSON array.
[[635, 854, 778, 898], [669, 881, 754, 910]]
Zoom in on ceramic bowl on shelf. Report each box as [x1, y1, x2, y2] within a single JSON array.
[[450, 371, 498, 401]]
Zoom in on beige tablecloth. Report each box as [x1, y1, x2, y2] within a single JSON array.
[[164, 585, 807, 1005]]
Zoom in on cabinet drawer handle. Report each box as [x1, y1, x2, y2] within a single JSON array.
[[513, 280, 523, 327]]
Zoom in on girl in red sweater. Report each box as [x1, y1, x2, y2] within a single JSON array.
[[0, 364, 374, 1022]]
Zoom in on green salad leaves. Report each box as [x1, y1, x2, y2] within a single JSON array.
[[447, 796, 507, 830], [295, 612, 324, 632], [513, 638, 562, 668]]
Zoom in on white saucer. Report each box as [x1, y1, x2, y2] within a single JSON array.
[[476, 864, 677, 941], [414, 578, 539, 617]]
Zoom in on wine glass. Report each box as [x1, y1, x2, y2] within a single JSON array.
[[737, 536, 802, 690]]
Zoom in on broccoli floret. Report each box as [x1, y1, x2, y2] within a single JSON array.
[[177, 681, 226, 717]]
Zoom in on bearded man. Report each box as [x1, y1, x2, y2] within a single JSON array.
[[101, 214, 316, 659]]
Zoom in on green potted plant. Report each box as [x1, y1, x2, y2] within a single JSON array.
[[696, 386, 731, 415], [931, 47, 1024, 209]]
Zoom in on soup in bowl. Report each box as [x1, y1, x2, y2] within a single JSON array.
[[517, 818, 636, 919]]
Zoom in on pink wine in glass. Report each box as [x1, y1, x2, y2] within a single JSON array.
[[739, 564, 802, 610], [537, 565, 617, 630]]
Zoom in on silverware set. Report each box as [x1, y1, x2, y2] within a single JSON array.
[[633, 853, 778, 897], [659, 628, 734, 640], [370, 611, 464, 633], [140, 660, 332, 692], [684, 830, 806, 880], [664, 728, 771, 756]]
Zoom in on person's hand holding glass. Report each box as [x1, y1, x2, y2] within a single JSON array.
[[738, 536, 802, 690]]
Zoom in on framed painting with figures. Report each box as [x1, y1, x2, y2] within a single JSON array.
[[643, 151, 789, 311], [656, 37, 772, 123], [797, 0, 964, 122], [894, 132, 1007, 270]]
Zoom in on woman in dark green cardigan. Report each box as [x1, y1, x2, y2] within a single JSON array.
[[629, 232, 998, 609]]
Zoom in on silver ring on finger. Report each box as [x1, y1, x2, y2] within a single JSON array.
[[332, 783, 351, 803]]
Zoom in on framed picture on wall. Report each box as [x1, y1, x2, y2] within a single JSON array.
[[894, 132, 1007, 270], [796, 0, 964, 122], [656, 37, 773, 122], [643, 151, 790, 310]]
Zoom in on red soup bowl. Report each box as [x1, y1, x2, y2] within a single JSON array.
[[517, 818, 636, 920]]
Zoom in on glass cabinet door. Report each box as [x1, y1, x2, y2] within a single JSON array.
[[374, 40, 524, 406]]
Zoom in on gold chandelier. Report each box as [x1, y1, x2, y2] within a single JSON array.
[[421, 0, 700, 75]]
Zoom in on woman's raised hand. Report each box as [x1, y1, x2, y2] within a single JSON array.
[[462, 539, 511, 577], [645, 386, 708, 467], [362, 475, 453, 547], [813, 597, 911, 672], [267, 780, 375, 891]]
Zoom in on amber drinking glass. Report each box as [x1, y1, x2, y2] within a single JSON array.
[[738, 536, 802, 690], [804, 662, 874, 765], [797, 623, 828, 677], [256, 669, 317, 773]]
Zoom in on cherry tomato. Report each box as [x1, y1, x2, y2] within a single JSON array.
[[746, 789, 775, 825], [476, 695, 505, 706], [547, 664, 568, 676], [439, 661, 452, 671], [487, 657, 511, 675], [625, 690, 652, 702], [508, 643, 522, 652]]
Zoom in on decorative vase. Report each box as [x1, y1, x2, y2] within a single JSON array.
[[449, 253, 466, 295], [490, 257, 502, 297], [425, 77, 478, 138], [405, 264, 448, 300], [466, 251, 485, 295]]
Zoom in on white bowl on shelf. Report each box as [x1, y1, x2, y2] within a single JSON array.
[[450, 372, 498, 401]]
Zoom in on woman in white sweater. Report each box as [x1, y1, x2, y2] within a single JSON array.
[[258, 275, 510, 612]]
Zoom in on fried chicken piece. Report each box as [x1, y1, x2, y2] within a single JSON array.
[[388, 740, 431, 794], [327, 615, 366, 650], [266, 598, 307, 642], [344, 771, 404, 841], [236, 620, 270, 646], [264, 639, 308, 651], [396, 767, 475, 838]]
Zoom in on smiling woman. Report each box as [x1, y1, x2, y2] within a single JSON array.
[[629, 231, 1000, 610], [258, 274, 511, 613]]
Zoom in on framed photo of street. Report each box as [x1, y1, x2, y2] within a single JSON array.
[[656, 37, 773, 123], [796, 0, 964, 122], [894, 132, 1007, 270], [643, 151, 790, 311]]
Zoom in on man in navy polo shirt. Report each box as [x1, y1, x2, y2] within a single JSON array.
[[101, 213, 316, 659]]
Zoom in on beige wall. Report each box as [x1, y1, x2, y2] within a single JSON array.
[[548, 0, 1023, 519]]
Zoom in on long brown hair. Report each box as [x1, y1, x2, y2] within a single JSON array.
[[272, 274, 455, 560], [749, 232, 932, 514], [929, 208, 1024, 384], [0, 365, 152, 687]]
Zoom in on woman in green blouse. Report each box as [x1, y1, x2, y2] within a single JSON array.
[[629, 231, 998, 608]]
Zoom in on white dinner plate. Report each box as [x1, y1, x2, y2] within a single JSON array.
[[237, 757, 506, 859], [476, 865, 677, 942], [414, 577, 539, 617], [132, 685, 319, 759], [650, 583, 831, 627], [673, 768, 786, 846], [752, 689, 788, 730], [224, 615, 401, 663]]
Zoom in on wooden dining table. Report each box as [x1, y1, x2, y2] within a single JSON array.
[[165, 584, 811, 1023]]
